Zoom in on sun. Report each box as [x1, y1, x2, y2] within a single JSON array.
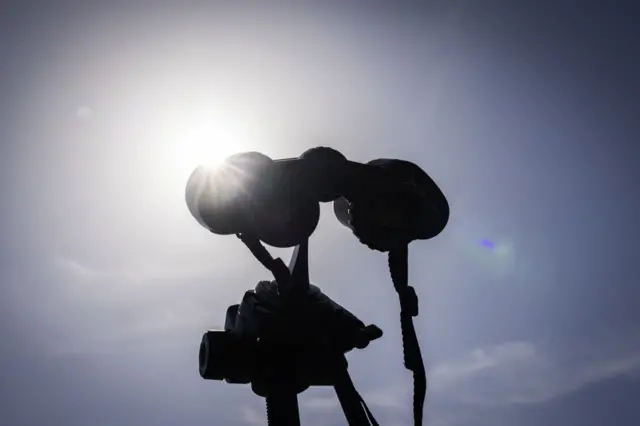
[[162, 109, 260, 183]]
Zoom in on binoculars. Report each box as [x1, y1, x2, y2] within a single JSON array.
[[185, 147, 449, 251]]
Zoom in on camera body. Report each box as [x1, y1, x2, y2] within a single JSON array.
[[198, 280, 382, 397]]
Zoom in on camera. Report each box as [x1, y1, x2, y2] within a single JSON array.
[[198, 279, 382, 397]]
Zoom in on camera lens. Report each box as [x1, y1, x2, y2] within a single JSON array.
[[199, 330, 256, 383], [199, 331, 229, 380], [198, 339, 209, 374]]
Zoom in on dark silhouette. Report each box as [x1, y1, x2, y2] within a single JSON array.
[[187, 147, 450, 425]]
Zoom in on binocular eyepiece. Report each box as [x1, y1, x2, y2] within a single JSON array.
[[185, 147, 449, 251]]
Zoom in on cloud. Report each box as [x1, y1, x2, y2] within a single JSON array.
[[430, 339, 640, 406], [429, 341, 554, 405], [303, 396, 340, 410], [54, 257, 97, 279], [345, 338, 640, 412], [241, 406, 265, 425], [361, 383, 411, 409], [44, 300, 216, 358], [38, 254, 238, 357], [52, 254, 220, 285]]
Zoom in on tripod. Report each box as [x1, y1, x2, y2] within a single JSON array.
[[265, 366, 375, 426]]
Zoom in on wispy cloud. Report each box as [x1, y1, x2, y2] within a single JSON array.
[[431, 339, 640, 405], [303, 395, 340, 410], [54, 257, 98, 279], [44, 300, 216, 358], [41, 254, 236, 357], [241, 406, 265, 425], [429, 341, 554, 405], [342, 338, 640, 412], [52, 254, 221, 285]]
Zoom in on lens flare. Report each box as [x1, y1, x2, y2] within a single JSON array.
[[480, 239, 495, 249]]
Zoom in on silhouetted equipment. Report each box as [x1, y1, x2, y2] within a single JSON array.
[[186, 147, 449, 426]]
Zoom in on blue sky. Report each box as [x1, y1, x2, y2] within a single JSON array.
[[1, 1, 639, 425]]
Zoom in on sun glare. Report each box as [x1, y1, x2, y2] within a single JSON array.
[[162, 108, 261, 183]]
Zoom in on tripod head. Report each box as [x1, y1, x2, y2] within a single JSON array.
[[187, 147, 449, 426]]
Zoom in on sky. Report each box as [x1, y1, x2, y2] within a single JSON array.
[[1, 1, 639, 425]]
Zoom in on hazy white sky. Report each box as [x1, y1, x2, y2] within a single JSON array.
[[1, 1, 639, 426]]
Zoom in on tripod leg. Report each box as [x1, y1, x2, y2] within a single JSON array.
[[333, 368, 372, 426], [266, 391, 301, 426]]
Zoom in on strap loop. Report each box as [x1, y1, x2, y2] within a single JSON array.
[[400, 286, 419, 317], [389, 246, 426, 426], [237, 233, 291, 293]]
